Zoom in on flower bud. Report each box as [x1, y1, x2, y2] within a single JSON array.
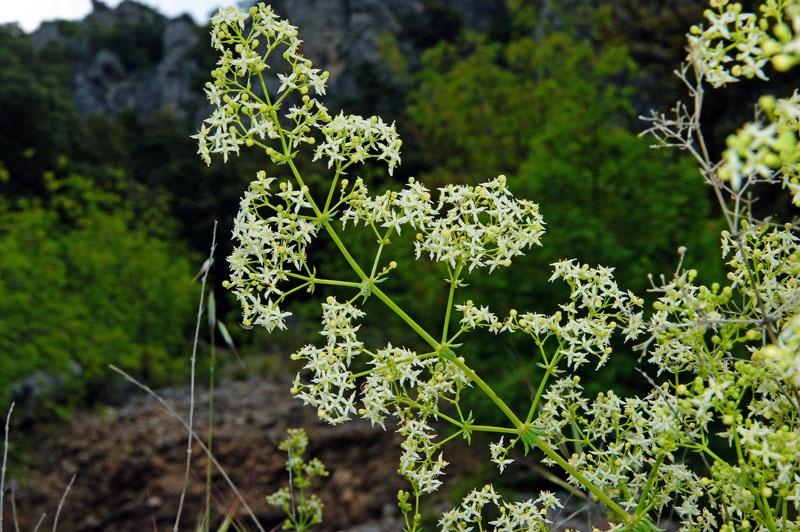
[[775, 22, 792, 43], [771, 54, 795, 72]]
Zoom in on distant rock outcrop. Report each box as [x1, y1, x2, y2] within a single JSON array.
[[32, 1, 200, 119], [30, 0, 507, 121]]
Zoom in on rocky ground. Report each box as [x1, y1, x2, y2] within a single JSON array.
[[7, 375, 640, 532], [9, 377, 482, 532]]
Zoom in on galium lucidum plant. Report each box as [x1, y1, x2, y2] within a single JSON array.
[[266, 428, 328, 531], [194, 2, 800, 531]]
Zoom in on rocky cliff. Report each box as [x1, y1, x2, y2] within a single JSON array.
[[30, 0, 507, 121]]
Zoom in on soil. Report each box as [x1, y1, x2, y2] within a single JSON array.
[[9, 377, 482, 532]]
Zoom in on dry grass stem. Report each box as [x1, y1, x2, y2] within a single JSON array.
[[50, 474, 74, 532], [10, 487, 19, 532], [0, 403, 14, 532], [175, 222, 217, 532], [31, 514, 45, 532]]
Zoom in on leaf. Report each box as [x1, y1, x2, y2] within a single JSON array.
[[208, 290, 217, 331], [217, 320, 240, 360], [193, 257, 214, 282]]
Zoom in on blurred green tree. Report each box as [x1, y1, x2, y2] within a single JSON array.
[[400, 28, 724, 412], [0, 171, 197, 417]]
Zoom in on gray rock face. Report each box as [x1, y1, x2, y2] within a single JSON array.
[[34, 1, 200, 119], [266, 0, 505, 104], [30, 0, 505, 120]]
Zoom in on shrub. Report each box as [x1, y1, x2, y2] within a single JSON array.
[[0, 174, 196, 416]]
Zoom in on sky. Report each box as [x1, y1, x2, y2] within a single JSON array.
[[0, 0, 240, 33]]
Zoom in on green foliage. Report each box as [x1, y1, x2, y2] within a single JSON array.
[[408, 32, 637, 184], [0, 27, 80, 199], [403, 29, 724, 411], [0, 173, 197, 416]]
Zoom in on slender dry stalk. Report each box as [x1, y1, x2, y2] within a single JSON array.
[[286, 444, 296, 524], [109, 365, 267, 532], [175, 222, 217, 532], [10, 487, 19, 532], [51, 474, 74, 532], [31, 514, 45, 532], [0, 402, 14, 532]]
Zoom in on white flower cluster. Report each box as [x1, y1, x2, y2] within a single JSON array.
[[722, 222, 800, 319], [454, 300, 501, 330], [439, 485, 563, 532], [687, 0, 800, 88], [342, 175, 545, 271], [533, 377, 717, 527], [289, 310, 470, 491], [358, 345, 469, 428], [646, 268, 729, 375], [644, 222, 799, 377], [719, 92, 800, 190], [397, 417, 448, 494], [682, 2, 800, 192], [418, 176, 545, 271], [629, 227, 800, 527], [760, 314, 800, 388], [657, 355, 800, 523], [194, 5, 403, 177], [314, 113, 402, 176], [359, 346, 470, 493], [456, 260, 643, 369], [489, 436, 514, 473], [359, 345, 425, 429], [688, 1, 770, 87], [193, 4, 332, 165], [226, 172, 317, 332], [290, 297, 364, 424], [340, 177, 435, 234]]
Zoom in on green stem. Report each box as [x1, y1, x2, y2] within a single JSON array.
[[521, 430, 631, 524], [468, 425, 520, 434], [278, 140, 638, 530], [440, 347, 522, 430], [441, 264, 463, 342], [322, 166, 344, 215], [370, 229, 393, 279], [634, 454, 663, 518], [284, 271, 361, 288], [526, 342, 562, 424]]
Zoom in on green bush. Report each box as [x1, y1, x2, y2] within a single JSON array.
[[401, 31, 725, 410], [0, 174, 197, 416]]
